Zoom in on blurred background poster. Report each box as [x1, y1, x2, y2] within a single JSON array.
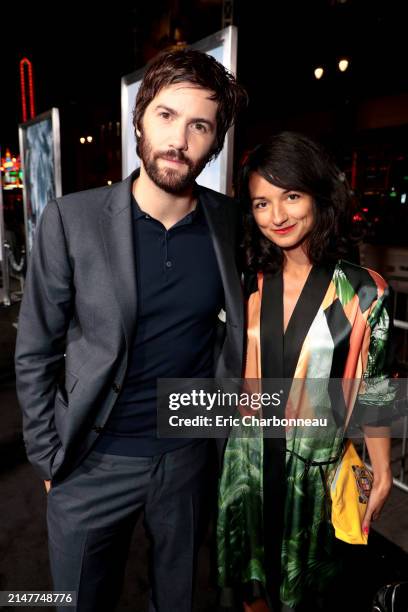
[[18, 108, 62, 253]]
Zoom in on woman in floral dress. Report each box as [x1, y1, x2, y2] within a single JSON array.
[[217, 132, 395, 611]]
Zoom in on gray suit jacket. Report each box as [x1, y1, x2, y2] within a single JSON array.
[[14, 170, 244, 480]]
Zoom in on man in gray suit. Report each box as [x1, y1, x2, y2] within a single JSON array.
[[15, 49, 246, 611]]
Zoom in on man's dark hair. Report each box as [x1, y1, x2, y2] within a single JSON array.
[[239, 131, 355, 274], [133, 48, 247, 161]]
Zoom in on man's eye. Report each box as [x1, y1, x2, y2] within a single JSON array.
[[192, 123, 207, 132], [159, 112, 170, 119]]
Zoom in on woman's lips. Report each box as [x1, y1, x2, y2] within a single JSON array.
[[273, 223, 297, 235]]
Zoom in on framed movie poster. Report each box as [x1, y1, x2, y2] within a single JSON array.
[[18, 108, 62, 254], [121, 25, 238, 195]]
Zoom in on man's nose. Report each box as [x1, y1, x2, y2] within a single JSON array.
[[169, 122, 188, 151]]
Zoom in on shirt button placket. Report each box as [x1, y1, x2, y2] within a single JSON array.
[[163, 230, 172, 272]]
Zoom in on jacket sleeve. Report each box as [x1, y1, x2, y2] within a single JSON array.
[[14, 199, 74, 479], [353, 285, 397, 427]]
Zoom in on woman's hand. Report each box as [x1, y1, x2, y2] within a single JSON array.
[[44, 479, 51, 493], [362, 427, 392, 536], [361, 467, 392, 536]]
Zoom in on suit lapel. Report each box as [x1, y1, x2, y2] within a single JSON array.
[[99, 171, 139, 350], [199, 187, 244, 332]]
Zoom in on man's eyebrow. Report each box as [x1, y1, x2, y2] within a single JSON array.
[[155, 105, 215, 129], [155, 104, 178, 116]]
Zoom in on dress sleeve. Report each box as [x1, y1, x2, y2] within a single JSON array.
[[353, 285, 397, 427]]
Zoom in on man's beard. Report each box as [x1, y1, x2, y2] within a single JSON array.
[[138, 131, 211, 195]]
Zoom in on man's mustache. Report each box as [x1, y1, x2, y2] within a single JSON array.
[[155, 149, 193, 168]]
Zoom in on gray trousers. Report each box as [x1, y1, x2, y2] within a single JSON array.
[[46, 440, 210, 612]]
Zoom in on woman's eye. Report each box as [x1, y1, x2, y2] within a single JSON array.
[[287, 193, 301, 201], [159, 112, 170, 119], [254, 201, 268, 209]]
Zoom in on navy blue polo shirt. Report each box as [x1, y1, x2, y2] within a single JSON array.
[[93, 193, 224, 456]]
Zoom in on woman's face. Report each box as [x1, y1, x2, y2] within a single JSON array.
[[249, 171, 314, 250]]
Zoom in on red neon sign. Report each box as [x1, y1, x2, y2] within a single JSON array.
[[20, 58, 36, 122]]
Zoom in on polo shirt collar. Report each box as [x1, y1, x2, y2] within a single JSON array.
[[131, 193, 206, 227]]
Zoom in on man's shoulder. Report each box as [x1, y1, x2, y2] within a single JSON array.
[[54, 175, 131, 216], [55, 183, 114, 211], [197, 184, 240, 214]]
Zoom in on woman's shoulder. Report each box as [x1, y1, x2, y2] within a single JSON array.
[[336, 259, 389, 299]]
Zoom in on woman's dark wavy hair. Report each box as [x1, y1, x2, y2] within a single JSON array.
[[239, 131, 354, 274]]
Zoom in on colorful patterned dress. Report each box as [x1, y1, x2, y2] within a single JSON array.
[[217, 259, 395, 609]]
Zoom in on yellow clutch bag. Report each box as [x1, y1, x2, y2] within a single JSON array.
[[330, 440, 373, 545]]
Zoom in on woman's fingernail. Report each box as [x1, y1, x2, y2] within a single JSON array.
[[363, 526, 369, 535]]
